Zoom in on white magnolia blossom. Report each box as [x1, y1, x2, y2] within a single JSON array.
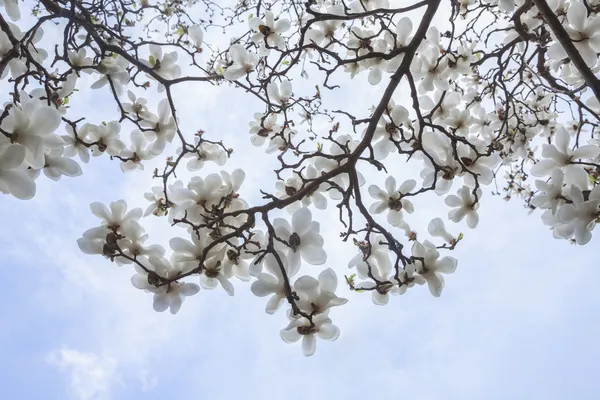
[[146, 44, 182, 92], [445, 186, 482, 228], [131, 256, 200, 314], [249, 11, 291, 51], [188, 25, 204, 48], [428, 218, 455, 244], [0, 144, 36, 199], [411, 240, 458, 297], [222, 44, 258, 80], [280, 313, 340, 357], [273, 207, 327, 270], [251, 251, 299, 314], [368, 176, 416, 226], [0, 102, 63, 169], [91, 55, 130, 95]]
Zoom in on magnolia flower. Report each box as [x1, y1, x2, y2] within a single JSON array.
[[0, 144, 36, 200], [530, 126, 600, 181], [249, 113, 281, 147], [412, 52, 449, 94], [355, 259, 395, 305], [531, 169, 566, 215], [547, 1, 600, 67], [280, 313, 340, 357], [42, 148, 83, 181], [117, 224, 165, 265], [144, 99, 177, 154], [119, 131, 157, 172], [368, 176, 416, 226], [371, 103, 412, 160], [273, 207, 327, 270], [89, 199, 143, 230], [267, 80, 292, 104], [170, 230, 216, 272], [143, 186, 169, 217], [0, 102, 63, 169], [347, 234, 392, 274], [293, 268, 348, 314], [411, 240, 457, 297], [0, 0, 20, 20], [445, 186, 481, 228], [62, 124, 91, 164], [0, 22, 26, 79], [349, 0, 389, 12], [275, 165, 327, 213], [146, 44, 181, 92], [122, 91, 156, 127], [222, 244, 251, 282], [384, 17, 412, 71], [249, 11, 291, 50], [222, 44, 258, 80], [304, 4, 344, 45], [183, 140, 227, 171], [220, 169, 248, 211], [170, 174, 225, 224], [131, 256, 200, 314], [199, 249, 234, 296], [68, 48, 93, 72], [557, 185, 600, 245], [428, 218, 455, 244], [251, 251, 299, 314], [188, 25, 204, 48], [89, 121, 125, 157], [91, 55, 130, 96], [313, 135, 365, 199]]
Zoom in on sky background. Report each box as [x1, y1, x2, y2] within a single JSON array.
[[1, 1, 600, 399]]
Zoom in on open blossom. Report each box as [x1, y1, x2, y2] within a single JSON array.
[[445, 186, 481, 228], [222, 45, 258, 80], [280, 313, 340, 357], [267, 80, 292, 104], [0, 144, 36, 200], [251, 251, 299, 314], [131, 256, 200, 314], [146, 44, 181, 92], [275, 165, 327, 214], [144, 99, 177, 154], [557, 185, 600, 245], [249, 113, 281, 147], [273, 207, 327, 270], [249, 11, 290, 51], [89, 121, 125, 157], [182, 139, 227, 171], [170, 174, 225, 224], [122, 91, 157, 127], [0, 102, 63, 169], [119, 131, 157, 172], [531, 169, 566, 215], [411, 240, 457, 297], [368, 176, 416, 226], [293, 268, 348, 314], [91, 55, 130, 95], [547, 1, 600, 67], [42, 148, 83, 181], [530, 126, 600, 182], [0, 0, 20, 20], [199, 248, 235, 296]]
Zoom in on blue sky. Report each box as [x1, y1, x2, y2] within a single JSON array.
[[2, 1, 600, 399]]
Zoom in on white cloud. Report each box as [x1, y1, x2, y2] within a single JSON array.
[[46, 348, 118, 400]]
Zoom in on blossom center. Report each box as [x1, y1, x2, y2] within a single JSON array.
[[289, 233, 301, 252]]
